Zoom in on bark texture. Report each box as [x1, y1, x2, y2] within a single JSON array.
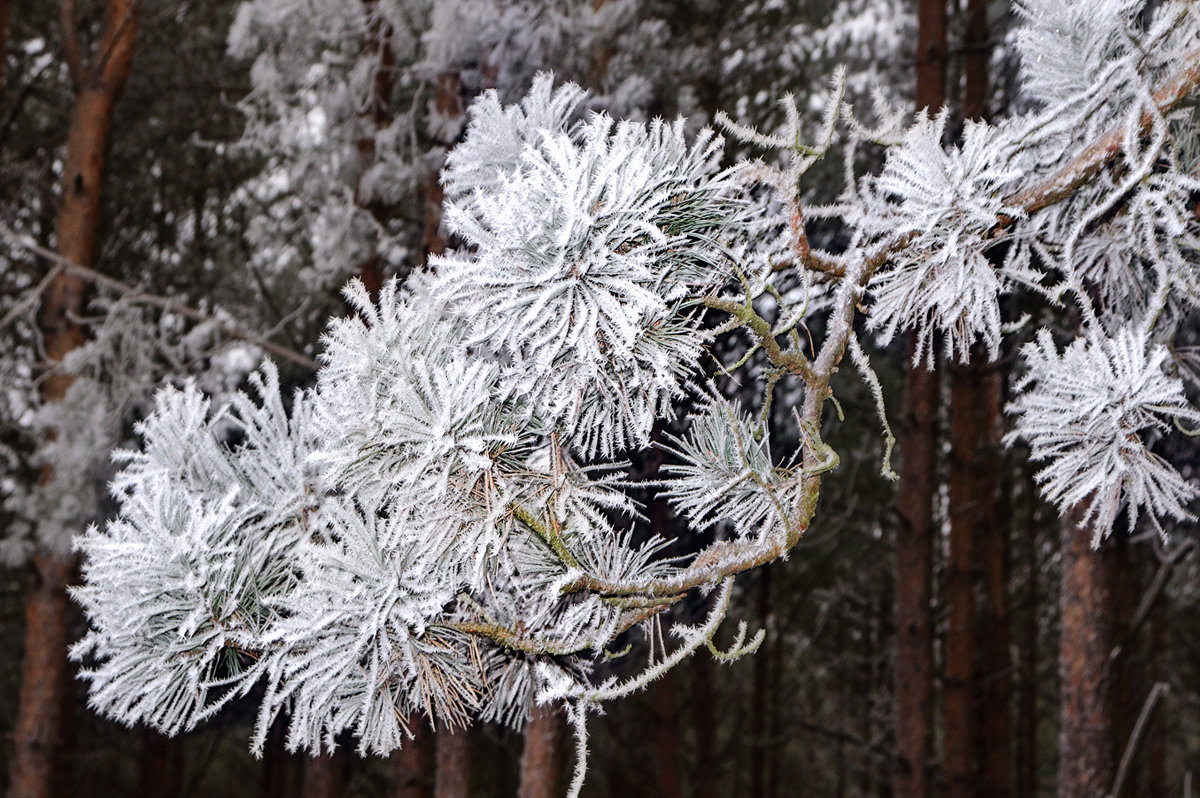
[[9, 3, 138, 798], [945, 350, 1007, 798], [137, 729, 184, 798], [434, 727, 471, 798], [1057, 507, 1115, 798], [390, 717, 434, 798], [518, 705, 564, 798], [9, 555, 73, 798], [893, 3, 945, 795], [303, 749, 350, 798]]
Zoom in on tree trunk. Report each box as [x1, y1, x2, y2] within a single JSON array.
[[749, 569, 771, 798], [261, 715, 292, 798], [654, 671, 684, 798], [692, 653, 718, 798], [518, 705, 564, 798], [434, 727, 471, 798], [9, 555, 72, 798], [137, 729, 184, 798], [303, 749, 350, 798], [9, 4, 138, 798], [1109, 534, 1139, 795], [1016, 473, 1039, 798], [1057, 507, 1115, 798], [390, 717, 434, 798], [0, 0, 9, 95], [893, 350, 939, 798], [893, 2, 945, 794], [354, 0, 396, 296], [961, 0, 989, 121]]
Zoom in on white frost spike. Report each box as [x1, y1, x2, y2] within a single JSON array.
[[442, 73, 587, 203], [864, 112, 1022, 364], [1007, 327, 1200, 542]]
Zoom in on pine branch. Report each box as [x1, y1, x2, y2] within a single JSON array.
[[1004, 47, 1200, 218], [0, 225, 320, 371]]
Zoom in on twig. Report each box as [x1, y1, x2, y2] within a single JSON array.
[[1004, 48, 1200, 218], [0, 264, 64, 332], [1111, 539, 1194, 660], [1109, 682, 1168, 798], [0, 226, 320, 371]]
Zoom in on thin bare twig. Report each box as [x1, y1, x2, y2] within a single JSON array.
[[0, 226, 320, 371], [0, 263, 64, 332], [1109, 682, 1169, 798]]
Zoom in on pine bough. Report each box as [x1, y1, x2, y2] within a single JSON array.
[[74, 2, 1200, 792]]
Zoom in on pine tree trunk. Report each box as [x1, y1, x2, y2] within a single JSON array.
[[1016, 473, 1039, 798], [894, 348, 939, 798], [1149, 606, 1166, 797], [9, 555, 72, 798], [303, 749, 350, 798], [354, 0, 396, 296], [518, 705, 564, 798], [893, 2, 945, 794], [390, 717, 434, 798], [692, 653, 718, 798], [1057, 507, 1115, 798], [1109, 535, 1139, 796], [0, 0, 9, 95], [654, 671, 684, 798], [9, 4, 138, 798], [434, 727, 471, 798], [137, 729, 184, 798], [947, 2, 1003, 790], [945, 351, 1003, 798], [749, 569, 771, 798]]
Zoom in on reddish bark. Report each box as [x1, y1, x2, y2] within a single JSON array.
[[434, 727, 471, 798], [422, 73, 462, 263], [354, 0, 396, 296], [137, 729, 184, 798], [654, 671, 684, 798], [303, 749, 350, 798], [9, 4, 138, 798], [1057, 507, 1115, 798], [1015, 474, 1039, 798], [944, 352, 1004, 798], [893, 349, 939, 798], [518, 705, 564, 798], [961, 0, 989, 121], [9, 555, 73, 798], [390, 717, 434, 798], [893, 3, 945, 795]]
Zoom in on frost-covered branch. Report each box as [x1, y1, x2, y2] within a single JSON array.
[[69, 1, 1200, 789], [0, 226, 320, 371]]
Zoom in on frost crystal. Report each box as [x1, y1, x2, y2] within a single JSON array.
[[863, 113, 1022, 363], [1008, 328, 1200, 541]]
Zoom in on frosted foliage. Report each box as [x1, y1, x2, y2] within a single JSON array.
[[440, 105, 744, 456], [863, 113, 1022, 363], [663, 397, 810, 542], [67, 1, 1200, 778], [442, 75, 587, 203], [72, 365, 320, 733], [1008, 329, 1200, 541], [1014, 0, 1141, 107]]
